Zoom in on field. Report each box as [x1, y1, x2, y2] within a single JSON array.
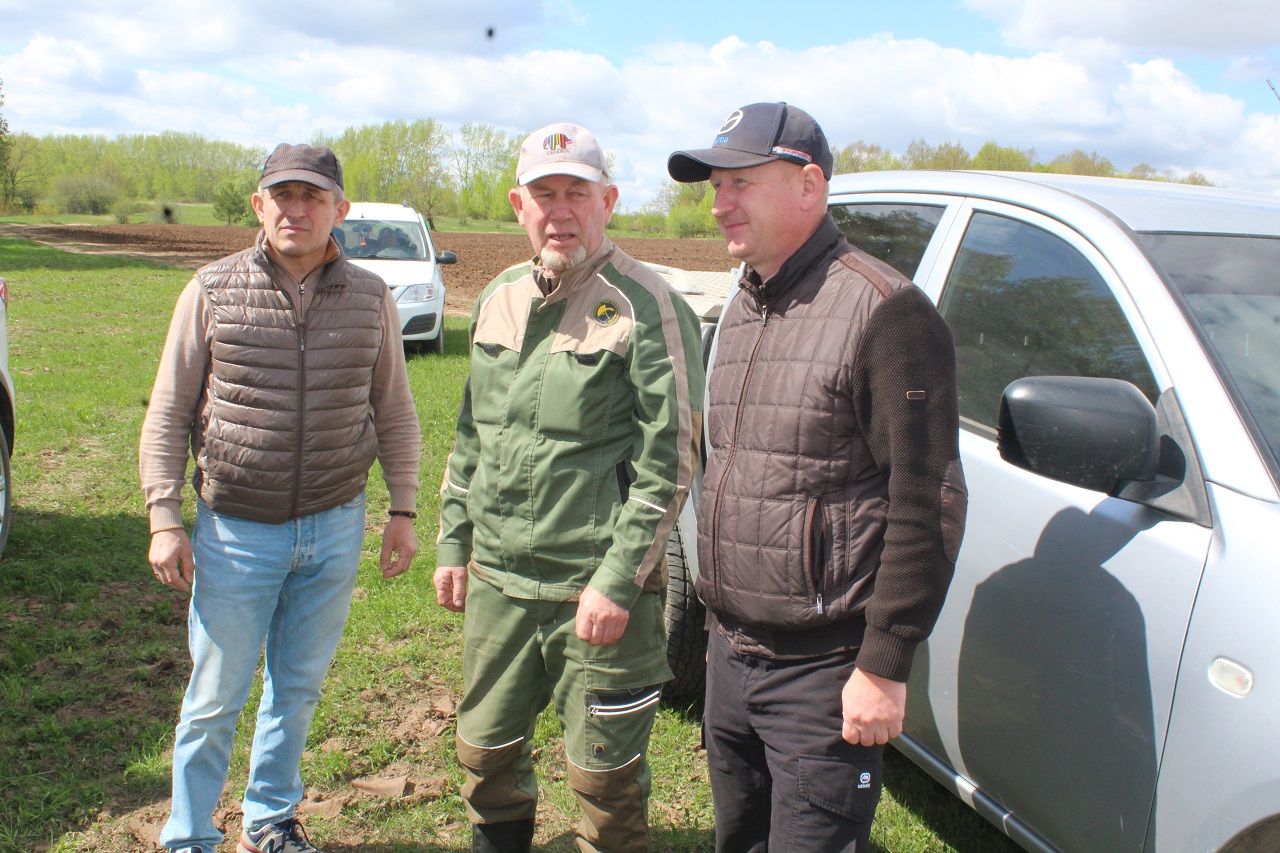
[[0, 227, 1018, 852], [0, 223, 736, 316]]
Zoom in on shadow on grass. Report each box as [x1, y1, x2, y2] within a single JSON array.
[[323, 828, 714, 853], [0, 508, 185, 848], [876, 747, 1021, 853]]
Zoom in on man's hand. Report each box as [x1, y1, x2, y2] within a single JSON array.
[[433, 565, 467, 612], [841, 668, 908, 746], [379, 515, 417, 578], [575, 587, 629, 646], [149, 528, 194, 593]]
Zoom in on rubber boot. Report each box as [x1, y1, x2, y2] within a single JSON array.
[[471, 818, 535, 853]]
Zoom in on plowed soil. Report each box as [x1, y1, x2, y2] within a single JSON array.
[[0, 223, 733, 315]]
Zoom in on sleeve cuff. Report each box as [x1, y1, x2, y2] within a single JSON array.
[[149, 501, 185, 535], [387, 484, 418, 514], [587, 563, 642, 611], [854, 625, 918, 683], [435, 542, 471, 569]]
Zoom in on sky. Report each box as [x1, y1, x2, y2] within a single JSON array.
[[2, 0, 1279, 210]]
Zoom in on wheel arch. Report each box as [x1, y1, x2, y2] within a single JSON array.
[[0, 381, 13, 455]]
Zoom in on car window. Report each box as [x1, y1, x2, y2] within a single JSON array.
[[829, 203, 944, 279], [332, 219, 429, 260], [939, 211, 1159, 432], [1140, 232, 1280, 476]]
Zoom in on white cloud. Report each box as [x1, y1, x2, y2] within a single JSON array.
[[3, 6, 1279, 206], [965, 0, 1280, 52], [1112, 60, 1245, 154]]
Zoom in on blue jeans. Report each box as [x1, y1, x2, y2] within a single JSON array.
[[160, 494, 366, 852]]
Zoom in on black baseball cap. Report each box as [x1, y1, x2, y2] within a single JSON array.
[[260, 143, 344, 192], [667, 102, 833, 183]]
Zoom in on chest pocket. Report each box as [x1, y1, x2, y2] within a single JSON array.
[[537, 349, 625, 438], [470, 341, 517, 426]]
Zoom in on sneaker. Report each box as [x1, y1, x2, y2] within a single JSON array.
[[237, 818, 322, 853]]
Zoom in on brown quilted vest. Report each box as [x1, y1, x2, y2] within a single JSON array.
[[193, 241, 386, 523], [697, 222, 912, 643]]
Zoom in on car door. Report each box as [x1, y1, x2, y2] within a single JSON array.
[[895, 202, 1214, 852]]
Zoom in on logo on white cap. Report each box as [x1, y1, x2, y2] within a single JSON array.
[[544, 131, 574, 155]]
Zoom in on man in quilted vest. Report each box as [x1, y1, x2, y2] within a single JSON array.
[[668, 103, 967, 851], [434, 123, 704, 852], [140, 143, 421, 853]]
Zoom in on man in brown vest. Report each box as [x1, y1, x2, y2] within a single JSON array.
[[668, 103, 967, 851], [140, 143, 421, 853]]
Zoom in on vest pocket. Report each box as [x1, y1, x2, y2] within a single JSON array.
[[803, 496, 828, 612]]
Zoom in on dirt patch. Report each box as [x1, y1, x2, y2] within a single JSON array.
[[0, 222, 734, 316], [67, 673, 464, 852]]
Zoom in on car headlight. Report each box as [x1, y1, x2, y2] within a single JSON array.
[[397, 284, 437, 302]]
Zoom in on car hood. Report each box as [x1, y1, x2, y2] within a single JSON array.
[[346, 258, 439, 288]]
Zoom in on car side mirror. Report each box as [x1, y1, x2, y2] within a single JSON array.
[[436, 250, 458, 265], [997, 376, 1160, 494]]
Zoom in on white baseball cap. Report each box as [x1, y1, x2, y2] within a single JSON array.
[[516, 122, 608, 185]]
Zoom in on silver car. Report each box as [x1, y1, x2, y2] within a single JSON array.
[[668, 171, 1280, 852], [334, 202, 456, 354]]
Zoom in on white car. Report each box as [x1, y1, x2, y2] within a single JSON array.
[[669, 171, 1280, 852], [0, 275, 13, 557], [334, 202, 456, 354]]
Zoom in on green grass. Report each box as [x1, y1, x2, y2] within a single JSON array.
[[0, 201, 224, 227], [428, 215, 524, 234], [0, 212, 117, 225], [0, 235, 1019, 852]]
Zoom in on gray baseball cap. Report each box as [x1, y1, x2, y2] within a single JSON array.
[[260, 143, 344, 192], [516, 123, 608, 185], [668, 102, 833, 183]]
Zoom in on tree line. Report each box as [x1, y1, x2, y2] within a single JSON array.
[[658, 139, 1210, 238], [0, 79, 1210, 236]]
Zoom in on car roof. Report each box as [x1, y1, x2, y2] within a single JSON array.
[[344, 202, 421, 221], [827, 170, 1280, 237]]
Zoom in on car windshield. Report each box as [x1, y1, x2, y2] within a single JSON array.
[[333, 219, 429, 260], [1139, 232, 1280, 475]]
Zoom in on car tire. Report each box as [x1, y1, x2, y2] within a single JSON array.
[[0, 428, 12, 559], [662, 522, 707, 704], [427, 323, 445, 355]]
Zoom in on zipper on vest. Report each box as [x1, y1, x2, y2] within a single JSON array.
[[804, 496, 826, 614], [710, 306, 772, 608], [292, 319, 306, 518]]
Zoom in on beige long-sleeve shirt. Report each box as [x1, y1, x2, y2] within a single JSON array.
[[139, 239, 421, 532]]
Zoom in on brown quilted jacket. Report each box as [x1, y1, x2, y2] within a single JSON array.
[[697, 217, 967, 682]]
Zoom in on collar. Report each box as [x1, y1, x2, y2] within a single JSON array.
[[532, 237, 616, 302], [739, 215, 842, 311], [255, 230, 343, 285]]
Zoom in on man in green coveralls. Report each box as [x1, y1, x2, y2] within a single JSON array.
[[434, 122, 705, 852]]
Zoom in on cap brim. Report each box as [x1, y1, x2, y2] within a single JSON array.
[[518, 161, 605, 185], [667, 148, 780, 183], [260, 169, 341, 192]]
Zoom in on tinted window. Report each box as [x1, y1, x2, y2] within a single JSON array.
[[1141, 232, 1280, 474], [830, 203, 944, 279], [940, 212, 1159, 431], [332, 219, 429, 260]]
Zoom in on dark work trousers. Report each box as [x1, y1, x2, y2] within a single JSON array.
[[703, 628, 884, 852]]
